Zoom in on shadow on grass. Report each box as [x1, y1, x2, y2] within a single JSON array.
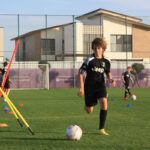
[[1, 137, 68, 141], [0, 130, 25, 133]]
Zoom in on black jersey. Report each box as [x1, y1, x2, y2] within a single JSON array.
[[79, 54, 110, 87], [122, 71, 131, 84], [2, 68, 10, 88], [2, 68, 9, 81], [0, 74, 3, 86]]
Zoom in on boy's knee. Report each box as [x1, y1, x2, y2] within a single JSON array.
[[86, 109, 93, 114], [84, 106, 93, 114]]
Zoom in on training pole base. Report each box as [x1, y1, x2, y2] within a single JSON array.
[[28, 127, 35, 135], [17, 119, 23, 128]]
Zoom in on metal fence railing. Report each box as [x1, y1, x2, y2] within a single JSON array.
[[0, 13, 150, 88]]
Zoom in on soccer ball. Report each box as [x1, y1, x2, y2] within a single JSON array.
[[130, 95, 136, 101], [66, 125, 82, 141]]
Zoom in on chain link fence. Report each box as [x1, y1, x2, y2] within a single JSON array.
[[0, 12, 150, 88]]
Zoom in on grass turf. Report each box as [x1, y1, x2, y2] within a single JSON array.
[[0, 88, 150, 150]]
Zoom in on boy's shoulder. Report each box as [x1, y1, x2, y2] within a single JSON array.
[[84, 54, 95, 64], [102, 56, 110, 64]]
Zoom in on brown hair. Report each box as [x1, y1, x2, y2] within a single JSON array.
[[92, 38, 107, 51], [3, 61, 8, 67], [127, 66, 133, 71]]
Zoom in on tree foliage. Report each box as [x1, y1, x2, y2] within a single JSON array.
[[132, 63, 144, 75]]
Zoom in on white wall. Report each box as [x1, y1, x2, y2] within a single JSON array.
[[75, 23, 83, 61], [103, 16, 132, 51], [104, 52, 132, 60], [103, 16, 133, 59], [41, 27, 63, 58], [64, 24, 73, 57], [78, 16, 102, 25], [0, 28, 4, 62], [64, 23, 83, 61], [78, 15, 137, 60]]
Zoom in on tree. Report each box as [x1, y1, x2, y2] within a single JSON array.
[[131, 63, 144, 87]]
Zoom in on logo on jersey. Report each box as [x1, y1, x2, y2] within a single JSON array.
[[101, 62, 105, 67], [91, 67, 104, 73]]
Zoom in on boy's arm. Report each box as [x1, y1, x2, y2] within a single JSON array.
[[78, 72, 84, 97], [130, 76, 134, 84], [107, 72, 116, 87], [121, 76, 125, 84]]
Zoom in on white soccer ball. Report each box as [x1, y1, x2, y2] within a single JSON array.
[[130, 95, 136, 101], [66, 125, 82, 141]]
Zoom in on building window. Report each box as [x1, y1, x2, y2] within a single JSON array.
[[83, 25, 103, 55], [41, 39, 55, 55], [84, 34, 102, 54], [111, 35, 132, 52]]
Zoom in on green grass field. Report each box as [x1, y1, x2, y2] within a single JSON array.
[[0, 88, 150, 150]]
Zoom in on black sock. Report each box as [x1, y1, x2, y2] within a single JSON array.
[[99, 110, 107, 129], [128, 89, 131, 95], [124, 91, 127, 97]]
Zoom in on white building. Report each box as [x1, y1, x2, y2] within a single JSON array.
[[12, 9, 150, 62], [0, 27, 4, 62]]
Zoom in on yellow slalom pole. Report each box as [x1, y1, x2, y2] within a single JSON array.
[[0, 88, 35, 135], [4, 93, 23, 128]]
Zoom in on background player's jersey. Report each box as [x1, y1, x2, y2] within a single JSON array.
[[122, 71, 131, 84], [79, 54, 110, 85], [0, 74, 3, 86], [2, 68, 9, 82]]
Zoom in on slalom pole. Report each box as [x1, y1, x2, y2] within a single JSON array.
[[1, 88, 23, 127], [0, 40, 19, 96], [0, 88, 35, 135]]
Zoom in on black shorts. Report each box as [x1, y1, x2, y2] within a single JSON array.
[[4, 80, 10, 89], [124, 83, 129, 89], [84, 84, 107, 107]]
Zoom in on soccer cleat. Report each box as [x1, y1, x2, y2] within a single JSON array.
[[130, 93, 133, 97], [99, 129, 109, 135], [124, 97, 128, 100]]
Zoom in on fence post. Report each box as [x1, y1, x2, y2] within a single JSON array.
[[72, 15, 76, 88]]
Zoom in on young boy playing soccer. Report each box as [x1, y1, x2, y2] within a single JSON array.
[[0, 68, 3, 87], [78, 38, 116, 135], [121, 66, 134, 100], [2, 61, 11, 98]]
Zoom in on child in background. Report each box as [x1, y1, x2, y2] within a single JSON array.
[[121, 66, 134, 100]]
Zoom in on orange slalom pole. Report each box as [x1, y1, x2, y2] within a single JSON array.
[[0, 40, 19, 97]]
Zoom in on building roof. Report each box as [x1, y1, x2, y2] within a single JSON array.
[[11, 8, 150, 41], [76, 8, 142, 23], [11, 22, 73, 40], [133, 21, 150, 29]]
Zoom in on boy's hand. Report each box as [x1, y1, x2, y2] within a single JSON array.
[[110, 79, 116, 87], [78, 88, 84, 97], [112, 80, 116, 87]]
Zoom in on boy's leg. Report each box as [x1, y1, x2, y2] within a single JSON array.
[[84, 106, 93, 114], [99, 97, 109, 135], [124, 84, 128, 99], [127, 87, 133, 96], [124, 89, 128, 99], [5, 88, 10, 96]]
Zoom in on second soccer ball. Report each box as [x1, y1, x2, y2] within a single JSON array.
[[130, 95, 136, 101]]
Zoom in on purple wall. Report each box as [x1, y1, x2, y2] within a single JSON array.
[[49, 68, 150, 88], [9, 69, 44, 88], [9, 68, 150, 89]]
